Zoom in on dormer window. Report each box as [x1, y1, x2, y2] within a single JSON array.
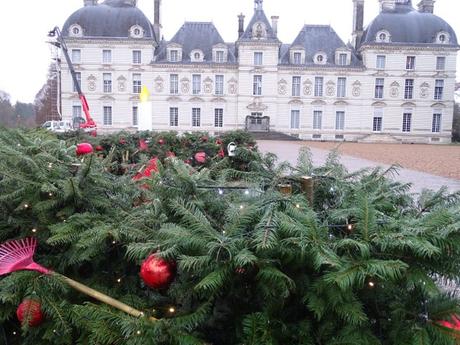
[[314, 52, 327, 65], [212, 45, 228, 63], [293, 53, 302, 64], [167, 45, 182, 62], [376, 30, 391, 43], [436, 31, 450, 44], [69, 24, 83, 37], [215, 51, 224, 63], [130, 25, 144, 38], [170, 50, 178, 62], [191, 50, 204, 62]]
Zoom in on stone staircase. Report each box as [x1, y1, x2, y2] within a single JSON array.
[[251, 131, 302, 141], [358, 133, 401, 143]]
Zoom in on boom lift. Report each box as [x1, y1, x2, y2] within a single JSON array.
[[48, 26, 97, 135]]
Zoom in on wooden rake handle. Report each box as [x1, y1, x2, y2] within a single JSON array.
[[56, 273, 158, 322]]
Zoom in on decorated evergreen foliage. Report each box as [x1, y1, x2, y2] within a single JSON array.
[[0, 128, 459, 345]]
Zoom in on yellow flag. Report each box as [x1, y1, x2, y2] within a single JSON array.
[[140, 85, 150, 103]]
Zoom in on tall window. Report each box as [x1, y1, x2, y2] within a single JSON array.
[[436, 56, 446, 71], [253, 75, 262, 95], [254, 52, 263, 66], [314, 77, 323, 97], [73, 72, 81, 92], [338, 54, 347, 66], [313, 111, 322, 130], [71, 49, 81, 63], [406, 56, 415, 70], [103, 73, 112, 93], [404, 79, 414, 99], [170, 74, 178, 94], [293, 52, 302, 65], [170, 107, 178, 127], [402, 112, 412, 132], [192, 74, 201, 95], [132, 106, 138, 126], [215, 108, 223, 127], [292, 76, 301, 97], [132, 50, 141, 64], [290, 110, 300, 129], [373, 108, 383, 132], [215, 75, 224, 95], [192, 108, 201, 127], [103, 106, 112, 125], [434, 79, 444, 100], [337, 78, 346, 98], [72, 105, 82, 119], [375, 78, 384, 99], [432, 112, 442, 133], [133, 74, 141, 93], [215, 51, 224, 63], [376, 55, 386, 69], [336, 111, 345, 130], [103, 50, 112, 64], [170, 50, 179, 62]]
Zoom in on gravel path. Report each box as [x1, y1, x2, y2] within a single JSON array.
[[257, 140, 460, 194]]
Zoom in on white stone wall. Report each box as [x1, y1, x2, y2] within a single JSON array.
[[60, 38, 458, 143]]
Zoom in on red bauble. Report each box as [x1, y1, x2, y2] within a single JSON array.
[[158, 138, 165, 145], [16, 299, 44, 327], [194, 152, 206, 164], [95, 145, 104, 152], [119, 138, 127, 145], [439, 315, 460, 330], [140, 254, 176, 289], [218, 149, 225, 158], [215, 138, 223, 145], [76, 143, 93, 156], [139, 139, 149, 151]]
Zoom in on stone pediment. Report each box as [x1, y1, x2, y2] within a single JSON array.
[[99, 95, 116, 101], [371, 101, 387, 107], [401, 102, 416, 108], [129, 95, 140, 101], [288, 99, 303, 105], [311, 100, 327, 106], [431, 102, 446, 108], [189, 97, 205, 103], [166, 96, 182, 102], [247, 100, 268, 111], [333, 100, 349, 106], [210, 97, 227, 103], [67, 94, 80, 100]]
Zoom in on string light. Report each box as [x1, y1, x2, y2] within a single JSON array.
[[12, 331, 17, 335], [48, 193, 53, 197], [112, 241, 116, 244], [222, 231, 226, 235], [168, 307, 176, 314], [117, 278, 122, 283], [368, 281, 375, 288], [244, 190, 250, 195], [136, 330, 141, 335], [347, 224, 354, 231], [24, 204, 29, 209], [32, 228, 37, 233], [218, 189, 224, 195], [239, 205, 244, 209], [296, 204, 300, 208], [48, 163, 53, 168]]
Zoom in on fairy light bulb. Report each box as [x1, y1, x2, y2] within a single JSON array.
[[218, 189, 224, 195], [296, 204, 300, 208], [32, 228, 37, 233], [48, 193, 53, 197], [244, 190, 250, 195], [222, 230, 226, 235], [13, 331, 17, 335], [112, 240, 116, 244], [347, 224, 353, 231], [117, 278, 122, 283], [239, 205, 244, 209], [48, 163, 53, 168], [168, 307, 176, 314], [24, 204, 29, 209], [136, 330, 141, 335], [368, 281, 375, 288]]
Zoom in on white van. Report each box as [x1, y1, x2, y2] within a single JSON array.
[[42, 121, 73, 133]]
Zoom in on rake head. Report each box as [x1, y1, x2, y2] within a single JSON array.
[[0, 238, 50, 276]]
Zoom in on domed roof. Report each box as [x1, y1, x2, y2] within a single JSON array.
[[361, 3, 458, 46], [62, 0, 155, 40]]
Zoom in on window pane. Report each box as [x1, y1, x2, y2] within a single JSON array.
[[103, 50, 112, 64], [313, 111, 322, 129], [432, 113, 442, 133], [291, 110, 300, 129], [214, 108, 223, 127], [72, 105, 82, 119], [254, 52, 263, 65], [314, 77, 323, 97], [406, 56, 415, 70], [336, 111, 345, 130], [170, 107, 178, 127], [404, 79, 414, 99], [72, 49, 81, 63], [293, 52, 302, 64], [132, 106, 138, 126], [133, 74, 141, 93], [215, 51, 224, 63], [170, 74, 178, 94], [436, 57, 446, 71], [103, 106, 112, 125], [292, 76, 301, 97], [103, 73, 112, 93], [375, 78, 384, 99], [377, 55, 386, 69], [192, 74, 201, 94], [434, 79, 444, 100], [253, 75, 262, 95], [215, 75, 224, 95], [133, 50, 141, 64], [402, 113, 412, 132], [170, 50, 178, 62], [337, 78, 346, 98], [192, 108, 201, 127], [339, 54, 347, 66]]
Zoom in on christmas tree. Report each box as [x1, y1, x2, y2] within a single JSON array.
[[0, 128, 459, 344]]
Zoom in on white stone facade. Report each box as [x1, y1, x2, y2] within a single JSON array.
[[59, 0, 459, 143]]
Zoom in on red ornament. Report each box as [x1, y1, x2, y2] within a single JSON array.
[[215, 138, 223, 145], [200, 136, 208, 142], [184, 159, 192, 165], [194, 152, 206, 164], [218, 149, 225, 158], [17, 299, 44, 327], [95, 145, 104, 152], [166, 151, 176, 158], [76, 143, 93, 156], [140, 254, 176, 289], [139, 139, 149, 151], [438, 315, 460, 330], [158, 138, 165, 145], [119, 138, 127, 145]]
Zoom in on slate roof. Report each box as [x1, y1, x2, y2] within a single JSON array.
[[63, 0, 155, 40], [361, 3, 458, 46], [280, 25, 362, 67], [155, 22, 237, 63], [238, 8, 279, 42]]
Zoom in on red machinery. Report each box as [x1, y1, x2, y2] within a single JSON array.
[[48, 26, 97, 135]]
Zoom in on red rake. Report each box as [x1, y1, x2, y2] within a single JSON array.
[[0, 238, 156, 321]]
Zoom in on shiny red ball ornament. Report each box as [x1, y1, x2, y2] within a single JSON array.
[[139, 139, 149, 151], [119, 138, 127, 145], [215, 138, 223, 145], [17, 299, 44, 327], [95, 145, 104, 152], [194, 152, 206, 164], [218, 149, 225, 158], [140, 254, 176, 289], [76, 143, 93, 156], [158, 138, 165, 145]]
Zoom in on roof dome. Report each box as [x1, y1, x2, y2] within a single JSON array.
[[361, 3, 457, 46], [62, 0, 155, 40]]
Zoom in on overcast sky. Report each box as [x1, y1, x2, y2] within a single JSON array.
[[0, 0, 458, 103]]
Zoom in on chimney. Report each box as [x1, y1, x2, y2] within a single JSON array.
[[238, 13, 245, 38], [84, 0, 97, 6], [352, 0, 364, 49], [271, 16, 279, 37], [417, 0, 435, 13], [154, 0, 162, 41]]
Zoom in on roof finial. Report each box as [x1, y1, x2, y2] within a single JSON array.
[[254, 0, 263, 11]]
